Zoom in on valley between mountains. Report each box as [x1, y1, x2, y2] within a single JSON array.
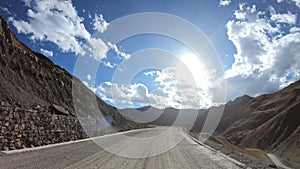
[[0, 15, 299, 169]]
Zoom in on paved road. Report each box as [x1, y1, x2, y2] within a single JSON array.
[[0, 127, 243, 169]]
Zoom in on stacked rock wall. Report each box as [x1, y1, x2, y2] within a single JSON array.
[[0, 102, 87, 151]]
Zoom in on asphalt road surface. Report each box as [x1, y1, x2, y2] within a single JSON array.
[[0, 127, 244, 169]]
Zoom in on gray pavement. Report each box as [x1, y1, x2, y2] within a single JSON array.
[[0, 127, 243, 169]]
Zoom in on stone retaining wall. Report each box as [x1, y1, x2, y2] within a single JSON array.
[[0, 103, 88, 151]]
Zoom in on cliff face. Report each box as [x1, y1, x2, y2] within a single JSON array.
[[0, 16, 144, 150], [193, 79, 300, 165]]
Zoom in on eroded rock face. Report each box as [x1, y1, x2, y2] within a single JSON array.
[[0, 15, 145, 150]]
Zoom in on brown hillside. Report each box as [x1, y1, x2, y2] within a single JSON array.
[[193, 79, 300, 165]]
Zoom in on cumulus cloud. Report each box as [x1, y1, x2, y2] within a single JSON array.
[[96, 82, 129, 103], [96, 81, 172, 108], [40, 48, 53, 57], [151, 67, 213, 108], [127, 83, 149, 103], [150, 68, 183, 108], [233, 3, 257, 20], [225, 3, 300, 100], [290, 27, 300, 33], [270, 10, 297, 25], [8, 0, 123, 62], [82, 37, 109, 61], [10, 0, 90, 55], [96, 65, 214, 109], [95, 82, 146, 106], [219, 0, 231, 6]]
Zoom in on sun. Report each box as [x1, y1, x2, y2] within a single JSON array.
[[179, 53, 211, 91]]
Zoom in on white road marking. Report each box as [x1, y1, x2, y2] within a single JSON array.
[[1, 127, 155, 154]]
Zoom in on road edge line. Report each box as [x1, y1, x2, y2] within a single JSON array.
[[1, 127, 155, 155]]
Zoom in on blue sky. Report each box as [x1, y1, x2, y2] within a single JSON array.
[[0, 0, 299, 108]]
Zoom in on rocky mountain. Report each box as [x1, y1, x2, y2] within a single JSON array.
[[193, 79, 300, 166], [0, 16, 144, 150]]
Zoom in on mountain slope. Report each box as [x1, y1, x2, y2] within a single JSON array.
[[193, 79, 300, 165], [0, 16, 144, 150]]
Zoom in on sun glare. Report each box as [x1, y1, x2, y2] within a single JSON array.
[[179, 53, 211, 91]]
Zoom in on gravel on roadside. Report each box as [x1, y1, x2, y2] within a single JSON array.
[[189, 134, 277, 169]]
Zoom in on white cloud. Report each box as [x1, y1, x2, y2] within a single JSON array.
[[10, 0, 90, 55], [97, 82, 128, 102], [113, 65, 212, 108], [107, 42, 131, 60], [127, 83, 149, 103], [82, 37, 109, 61], [87, 74, 92, 81], [82, 81, 89, 87], [9, 0, 116, 62], [152, 67, 213, 108], [234, 11, 246, 20], [82, 80, 96, 93], [270, 12, 297, 25], [104, 61, 117, 68], [144, 71, 157, 76], [95, 57, 218, 108], [225, 3, 300, 100], [233, 3, 257, 20], [291, 0, 300, 8], [96, 81, 168, 108], [150, 68, 182, 107], [219, 0, 231, 6], [93, 14, 109, 33], [276, 0, 300, 8], [40, 48, 53, 57], [290, 27, 300, 33], [95, 67, 205, 108]]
